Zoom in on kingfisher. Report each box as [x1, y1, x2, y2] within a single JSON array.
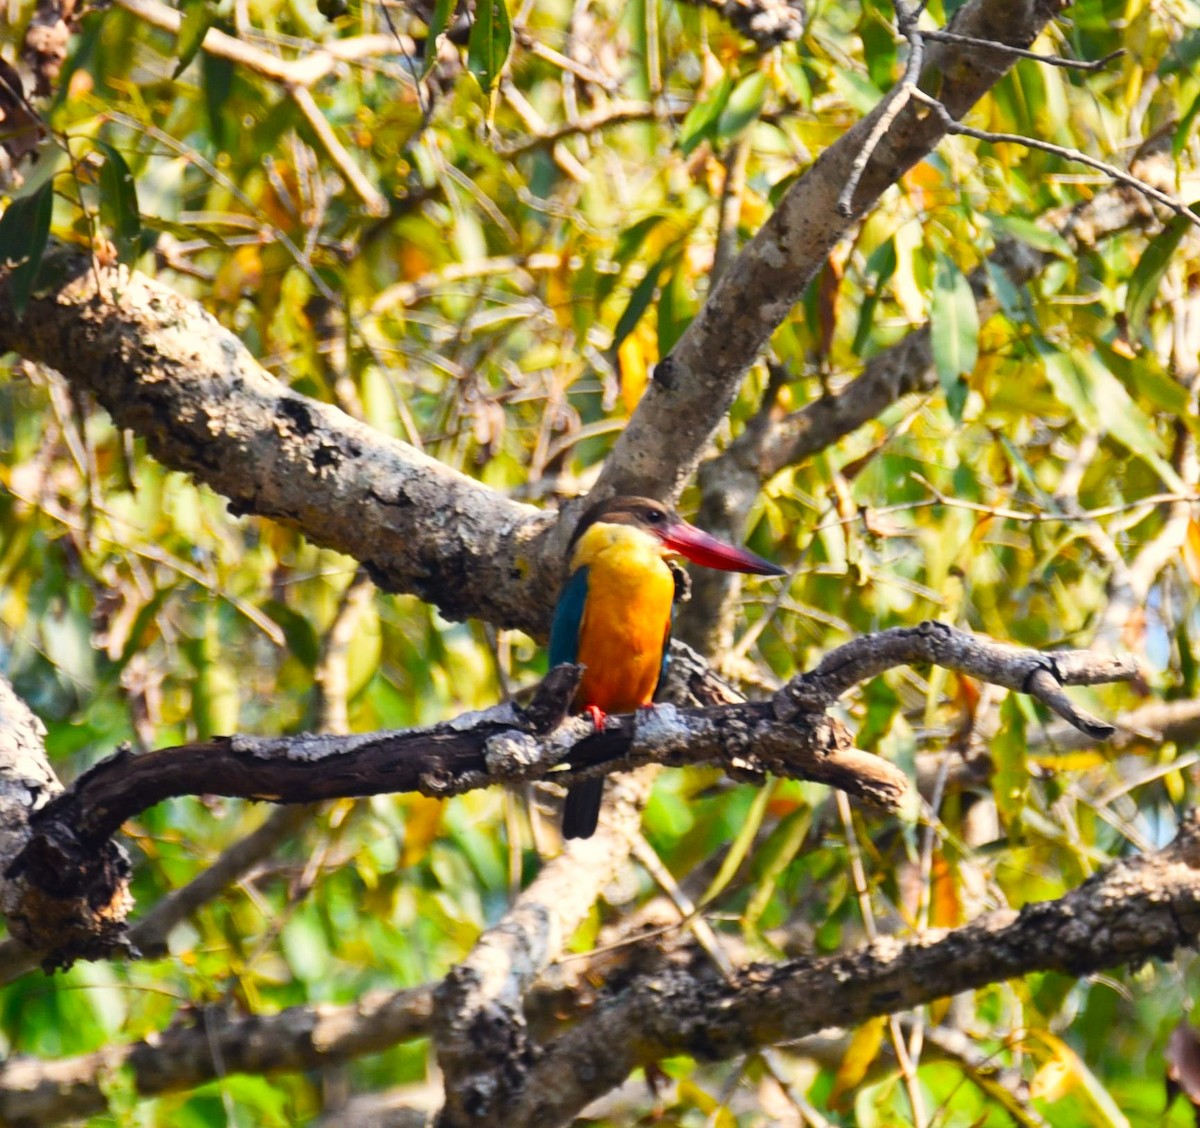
[[549, 496, 785, 839]]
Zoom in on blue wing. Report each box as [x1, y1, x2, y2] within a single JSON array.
[[653, 608, 672, 700], [549, 566, 590, 668]]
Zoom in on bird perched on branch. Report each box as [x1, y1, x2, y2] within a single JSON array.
[[549, 496, 785, 839]]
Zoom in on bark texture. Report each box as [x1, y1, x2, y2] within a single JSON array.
[[508, 809, 1200, 1125], [0, 256, 559, 634], [0, 676, 131, 966], [5, 802, 1192, 1127]]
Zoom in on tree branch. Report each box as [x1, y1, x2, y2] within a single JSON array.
[[6, 798, 1194, 1127], [0, 676, 132, 968], [5, 664, 907, 936], [506, 809, 1200, 1125], [594, 0, 1068, 501], [0, 984, 436, 1126], [0, 254, 559, 634], [680, 149, 1175, 654], [4, 623, 1137, 966], [433, 768, 655, 1127]]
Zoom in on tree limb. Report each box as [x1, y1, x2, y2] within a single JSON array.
[[594, 0, 1068, 501], [681, 150, 1177, 654], [7, 804, 1199, 1127], [506, 808, 1200, 1125], [3, 624, 1136, 966], [0, 254, 559, 634], [5, 664, 907, 939], [0, 984, 436, 1126], [0, 676, 132, 968]]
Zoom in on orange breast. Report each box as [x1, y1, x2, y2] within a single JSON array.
[[575, 549, 675, 714]]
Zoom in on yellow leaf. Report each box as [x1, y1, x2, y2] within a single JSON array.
[[1031, 1057, 1076, 1103], [828, 1015, 887, 1110], [401, 796, 446, 866], [546, 255, 575, 331], [1028, 750, 1109, 772], [1183, 519, 1200, 586], [618, 321, 658, 413], [930, 850, 961, 929]]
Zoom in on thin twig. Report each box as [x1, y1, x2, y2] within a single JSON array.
[[837, 791, 927, 1127], [837, 0, 925, 217], [289, 84, 388, 216], [910, 87, 1200, 230], [923, 29, 1124, 71]]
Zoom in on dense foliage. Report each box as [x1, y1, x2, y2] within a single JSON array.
[[2, 0, 1200, 1123]]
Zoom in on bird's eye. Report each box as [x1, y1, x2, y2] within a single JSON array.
[[644, 508, 663, 524]]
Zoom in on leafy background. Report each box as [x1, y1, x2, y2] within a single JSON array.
[[2, 0, 1200, 1122]]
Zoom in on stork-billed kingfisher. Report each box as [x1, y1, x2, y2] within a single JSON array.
[[549, 496, 785, 839]]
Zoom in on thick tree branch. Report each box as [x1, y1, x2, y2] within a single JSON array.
[[778, 622, 1137, 737], [5, 624, 1136, 966], [433, 768, 654, 1127], [594, 0, 1067, 501], [6, 665, 906, 925], [0, 984, 437, 1126], [9, 805, 1200, 1127], [507, 809, 1200, 1125], [0, 255, 560, 634], [0, 676, 132, 967]]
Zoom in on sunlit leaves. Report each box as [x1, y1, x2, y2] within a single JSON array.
[[94, 139, 141, 266], [466, 0, 511, 95], [1126, 211, 1191, 339], [422, 0, 458, 78], [993, 694, 1030, 835], [0, 180, 52, 315], [173, 0, 213, 78], [930, 253, 978, 421], [2, 1, 1199, 1124]]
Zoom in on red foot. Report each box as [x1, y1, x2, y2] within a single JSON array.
[[584, 704, 608, 731]]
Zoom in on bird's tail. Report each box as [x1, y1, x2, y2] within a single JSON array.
[[562, 778, 604, 839]]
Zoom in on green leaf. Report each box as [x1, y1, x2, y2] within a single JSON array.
[[597, 213, 667, 306], [611, 257, 668, 350], [1158, 27, 1200, 76], [467, 0, 511, 94], [678, 74, 733, 156], [988, 213, 1072, 258], [0, 180, 53, 316], [656, 266, 694, 354], [261, 600, 320, 669], [930, 254, 978, 421], [173, 0, 213, 77], [696, 782, 773, 909], [94, 139, 142, 266], [202, 50, 234, 149], [1175, 89, 1200, 158], [422, 0, 457, 77], [1125, 211, 1191, 339], [716, 72, 767, 141], [744, 806, 812, 931], [852, 238, 897, 356], [992, 694, 1028, 835], [860, 3, 897, 92], [1041, 345, 1185, 491]]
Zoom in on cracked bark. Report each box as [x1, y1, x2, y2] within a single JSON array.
[[6, 802, 1194, 1127], [0, 675, 132, 968], [1, 624, 1135, 966], [3, 659, 904, 962], [506, 809, 1200, 1126]]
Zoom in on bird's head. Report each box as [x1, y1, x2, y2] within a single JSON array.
[[569, 496, 786, 576]]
